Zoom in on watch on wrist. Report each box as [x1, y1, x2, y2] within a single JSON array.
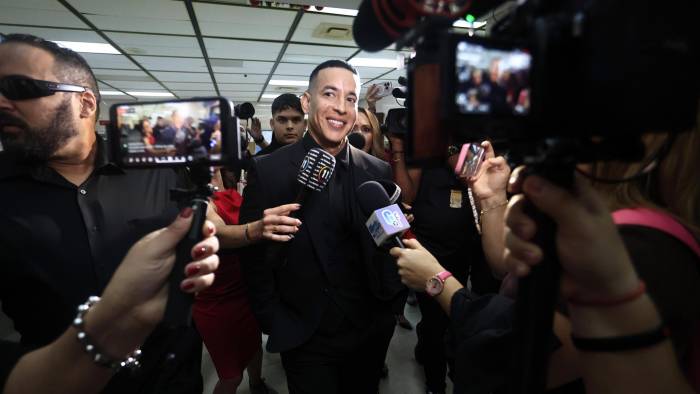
[[425, 271, 453, 296]]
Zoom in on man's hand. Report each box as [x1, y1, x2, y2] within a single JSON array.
[[248, 117, 264, 143], [390, 239, 445, 291]]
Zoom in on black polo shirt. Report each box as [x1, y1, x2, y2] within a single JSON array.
[[0, 136, 202, 393]]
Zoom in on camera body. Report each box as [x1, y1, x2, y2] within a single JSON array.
[[402, 0, 699, 166]]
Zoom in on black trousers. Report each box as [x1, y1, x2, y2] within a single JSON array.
[[415, 253, 501, 393], [281, 303, 396, 394]]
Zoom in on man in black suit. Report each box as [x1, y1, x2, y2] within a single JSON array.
[[239, 60, 403, 394]]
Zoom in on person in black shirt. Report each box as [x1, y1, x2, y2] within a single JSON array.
[[253, 93, 306, 157], [0, 34, 203, 393], [239, 60, 402, 394]]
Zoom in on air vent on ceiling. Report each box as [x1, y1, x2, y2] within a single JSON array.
[[312, 23, 353, 41], [274, 86, 301, 92], [210, 59, 245, 68]]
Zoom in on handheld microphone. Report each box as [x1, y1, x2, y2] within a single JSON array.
[[357, 181, 410, 247], [348, 133, 367, 150], [295, 147, 335, 203], [392, 86, 407, 99]]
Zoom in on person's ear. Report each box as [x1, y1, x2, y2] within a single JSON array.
[[301, 91, 311, 114], [79, 91, 97, 120], [269, 117, 274, 130]]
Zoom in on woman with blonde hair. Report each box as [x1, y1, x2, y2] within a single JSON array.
[[354, 107, 386, 159]]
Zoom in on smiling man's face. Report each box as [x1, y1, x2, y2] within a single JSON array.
[[301, 67, 360, 153]]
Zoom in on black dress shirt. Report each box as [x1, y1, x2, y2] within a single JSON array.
[[0, 136, 203, 393]]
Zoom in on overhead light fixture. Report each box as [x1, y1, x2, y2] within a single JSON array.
[[126, 91, 174, 97], [453, 20, 488, 29], [100, 91, 126, 96], [311, 7, 358, 17], [349, 57, 398, 68], [52, 41, 120, 54], [269, 80, 308, 87]]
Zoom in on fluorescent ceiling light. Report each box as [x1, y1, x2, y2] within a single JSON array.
[[126, 91, 174, 97], [261, 94, 280, 99], [349, 57, 398, 68], [100, 91, 126, 96], [453, 20, 488, 29], [312, 7, 358, 17], [52, 41, 119, 54], [269, 80, 308, 87]]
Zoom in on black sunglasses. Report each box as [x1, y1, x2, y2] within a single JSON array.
[[0, 75, 90, 101]]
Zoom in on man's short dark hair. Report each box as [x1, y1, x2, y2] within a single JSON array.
[[271, 93, 303, 116], [0, 33, 101, 120], [308, 60, 359, 90]]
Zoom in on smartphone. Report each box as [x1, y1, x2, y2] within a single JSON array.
[[454, 143, 486, 179], [373, 82, 393, 99], [109, 97, 240, 168]]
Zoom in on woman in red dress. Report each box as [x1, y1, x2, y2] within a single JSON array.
[[193, 169, 299, 394]]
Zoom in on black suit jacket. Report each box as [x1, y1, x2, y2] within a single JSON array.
[[239, 138, 403, 353]]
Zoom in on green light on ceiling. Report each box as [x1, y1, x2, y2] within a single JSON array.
[[465, 14, 476, 23]]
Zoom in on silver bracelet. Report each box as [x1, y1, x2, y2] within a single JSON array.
[[73, 296, 142, 371]]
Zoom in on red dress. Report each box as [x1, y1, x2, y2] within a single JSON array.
[[192, 189, 261, 379]]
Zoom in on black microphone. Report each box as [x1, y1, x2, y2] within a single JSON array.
[[234, 102, 255, 119], [397, 76, 407, 86], [348, 132, 366, 150], [353, 0, 408, 52], [392, 86, 407, 99], [295, 147, 335, 205], [375, 179, 402, 205], [357, 180, 409, 247]]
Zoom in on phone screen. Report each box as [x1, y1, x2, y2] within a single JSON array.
[[111, 98, 234, 167], [455, 40, 531, 116]]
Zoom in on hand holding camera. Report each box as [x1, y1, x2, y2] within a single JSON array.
[[459, 141, 510, 207]]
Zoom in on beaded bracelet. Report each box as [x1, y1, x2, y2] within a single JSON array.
[[73, 296, 142, 371]]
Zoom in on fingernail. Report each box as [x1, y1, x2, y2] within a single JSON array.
[[180, 207, 193, 218], [524, 250, 539, 261], [181, 281, 195, 291], [193, 246, 210, 259], [206, 223, 216, 236], [527, 177, 544, 194], [186, 264, 201, 276], [296, 220, 302, 226], [288, 234, 295, 239]]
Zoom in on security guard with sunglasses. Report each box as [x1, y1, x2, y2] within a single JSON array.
[[0, 34, 204, 393]]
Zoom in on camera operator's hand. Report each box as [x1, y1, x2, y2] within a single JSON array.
[[390, 239, 445, 291], [466, 141, 510, 207], [89, 210, 219, 357], [248, 203, 302, 242], [504, 171, 639, 301]]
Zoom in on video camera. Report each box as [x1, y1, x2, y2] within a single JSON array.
[[356, 0, 699, 166]]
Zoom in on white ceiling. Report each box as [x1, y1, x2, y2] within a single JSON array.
[[0, 0, 409, 105]]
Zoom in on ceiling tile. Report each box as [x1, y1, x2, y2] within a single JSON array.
[[354, 66, 394, 79], [68, 0, 194, 35], [82, 54, 139, 69], [291, 13, 355, 47], [172, 90, 218, 98], [164, 82, 215, 91], [0, 0, 87, 28], [274, 62, 316, 76], [104, 32, 201, 57], [195, 3, 295, 41], [215, 73, 269, 83], [217, 84, 262, 93], [93, 69, 151, 79], [282, 44, 357, 64], [212, 61, 274, 75], [104, 80, 164, 90], [204, 38, 283, 61], [152, 71, 213, 83], [132, 56, 208, 72], [0, 25, 102, 43]]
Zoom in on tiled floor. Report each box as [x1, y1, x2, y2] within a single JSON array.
[[201, 303, 453, 394]]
